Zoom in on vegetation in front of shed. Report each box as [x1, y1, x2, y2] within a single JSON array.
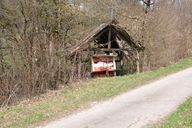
[[0, 58, 192, 128]]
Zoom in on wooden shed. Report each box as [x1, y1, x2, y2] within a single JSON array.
[[68, 19, 144, 77]]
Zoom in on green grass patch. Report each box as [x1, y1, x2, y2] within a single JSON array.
[[1, 58, 192, 128], [151, 97, 192, 128]]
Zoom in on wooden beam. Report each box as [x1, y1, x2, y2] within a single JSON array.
[[88, 48, 130, 52], [108, 26, 112, 49]]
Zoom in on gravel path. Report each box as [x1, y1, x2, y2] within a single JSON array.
[[40, 68, 192, 128]]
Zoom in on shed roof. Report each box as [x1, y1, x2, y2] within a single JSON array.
[[68, 19, 144, 56]]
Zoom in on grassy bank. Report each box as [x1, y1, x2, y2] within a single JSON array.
[[151, 97, 192, 128], [1, 58, 192, 128]]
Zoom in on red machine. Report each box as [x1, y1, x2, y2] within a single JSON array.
[[91, 54, 116, 77]]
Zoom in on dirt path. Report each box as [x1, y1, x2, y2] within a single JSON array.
[[39, 68, 192, 128]]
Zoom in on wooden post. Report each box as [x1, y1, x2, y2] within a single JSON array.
[[107, 26, 112, 76], [78, 55, 81, 79], [136, 50, 140, 73], [108, 27, 112, 49]]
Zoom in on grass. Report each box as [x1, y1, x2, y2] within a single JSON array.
[[151, 97, 192, 128], [0, 58, 192, 128]]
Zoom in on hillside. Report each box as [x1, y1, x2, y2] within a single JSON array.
[[0, 0, 192, 110]]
